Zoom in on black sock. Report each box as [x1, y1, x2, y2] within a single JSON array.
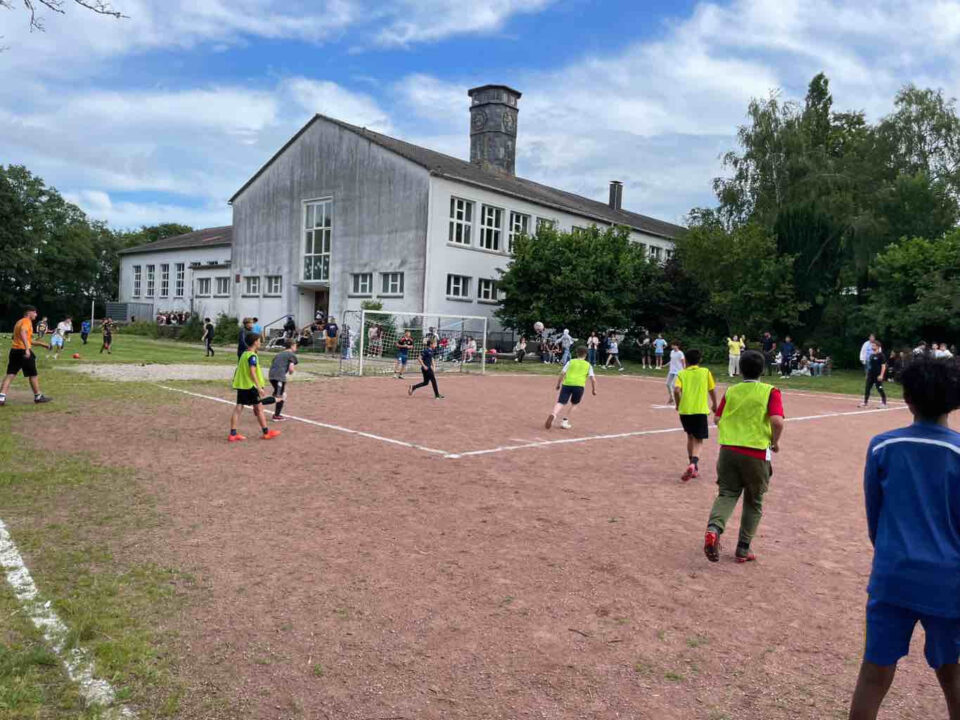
[[230, 429, 237, 436], [692, 456, 699, 469], [736, 540, 750, 555], [275, 400, 284, 416], [262, 427, 269, 435]]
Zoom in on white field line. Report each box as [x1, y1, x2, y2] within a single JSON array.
[[155, 385, 452, 457], [446, 405, 909, 459], [0, 518, 135, 718]]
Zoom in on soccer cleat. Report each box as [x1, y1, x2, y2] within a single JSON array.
[[735, 551, 757, 563], [704, 531, 720, 562], [261, 429, 281, 440], [0, 396, 5, 407], [560, 418, 571, 429], [691, 466, 700, 479], [857, 402, 869, 408], [681, 463, 697, 482], [545, 413, 555, 429], [408, 385, 414, 396], [228, 434, 247, 443], [618, 367, 625, 372], [271, 415, 286, 422], [34, 395, 52, 404], [434, 394, 445, 399]]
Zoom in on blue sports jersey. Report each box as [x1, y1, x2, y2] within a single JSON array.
[[864, 421, 960, 617], [421, 347, 434, 369]]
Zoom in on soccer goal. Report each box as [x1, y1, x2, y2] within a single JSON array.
[[347, 310, 489, 376]]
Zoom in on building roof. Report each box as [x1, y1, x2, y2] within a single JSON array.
[[118, 226, 233, 255], [230, 115, 685, 240]]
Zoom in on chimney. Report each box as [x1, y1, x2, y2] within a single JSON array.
[[608, 181, 623, 210], [468, 84, 522, 175]]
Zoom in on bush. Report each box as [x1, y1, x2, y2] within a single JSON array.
[[212, 314, 240, 346], [178, 314, 204, 342], [124, 321, 159, 338]]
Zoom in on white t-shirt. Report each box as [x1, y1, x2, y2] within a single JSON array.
[[54, 321, 71, 337], [562, 361, 595, 377], [608, 339, 619, 354], [668, 349, 685, 374], [587, 336, 599, 348]]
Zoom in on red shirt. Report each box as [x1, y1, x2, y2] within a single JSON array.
[[716, 387, 784, 460]]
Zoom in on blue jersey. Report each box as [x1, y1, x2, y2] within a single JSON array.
[[653, 338, 667, 353], [864, 421, 960, 617], [420, 347, 434, 370]]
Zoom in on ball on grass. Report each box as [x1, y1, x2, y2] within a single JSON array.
[[72, 353, 80, 359]]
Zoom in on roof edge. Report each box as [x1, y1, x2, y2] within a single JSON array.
[[118, 239, 232, 256]]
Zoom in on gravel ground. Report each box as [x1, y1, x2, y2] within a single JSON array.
[[63, 363, 262, 382]]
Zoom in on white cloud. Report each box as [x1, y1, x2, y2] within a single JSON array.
[[284, 78, 393, 131]]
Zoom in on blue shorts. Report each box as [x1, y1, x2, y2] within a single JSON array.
[[557, 385, 585, 405], [864, 598, 960, 669], [51, 335, 64, 348], [397, 350, 409, 364]]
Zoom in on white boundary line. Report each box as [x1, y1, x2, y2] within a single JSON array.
[[0, 518, 135, 718], [155, 385, 452, 457], [445, 405, 908, 459]]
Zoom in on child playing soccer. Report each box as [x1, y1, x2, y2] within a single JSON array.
[[847, 356, 960, 720], [673, 348, 718, 481], [100, 318, 114, 354], [229, 332, 281, 442], [702, 350, 785, 563], [394, 330, 414, 378], [268, 339, 299, 422], [666, 341, 685, 405], [80, 319, 91, 345], [408, 337, 443, 399], [545, 346, 597, 429], [49, 316, 71, 359]]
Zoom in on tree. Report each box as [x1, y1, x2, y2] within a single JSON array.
[[495, 226, 669, 338], [0, 0, 124, 31]]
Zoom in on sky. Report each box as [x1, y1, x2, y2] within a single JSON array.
[[2, 0, 960, 231]]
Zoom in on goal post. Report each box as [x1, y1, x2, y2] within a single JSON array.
[[353, 310, 489, 376]]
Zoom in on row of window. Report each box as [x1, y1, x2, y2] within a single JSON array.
[[194, 275, 283, 298], [132, 263, 185, 299], [446, 274, 501, 303], [350, 272, 404, 297], [449, 196, 553, 253]]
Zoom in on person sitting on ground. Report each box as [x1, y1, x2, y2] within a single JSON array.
[[514, 336, 527, 363]]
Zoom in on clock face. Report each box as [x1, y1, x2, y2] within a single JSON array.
[[471, 110, 487, 131]]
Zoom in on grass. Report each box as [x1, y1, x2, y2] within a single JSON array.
[[0, 367, 203, 717]]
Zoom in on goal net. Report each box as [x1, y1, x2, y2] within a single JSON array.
[[347, 310, 488, 376]]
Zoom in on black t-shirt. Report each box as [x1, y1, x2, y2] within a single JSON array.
[[421, 347, 434, 369], [205, 323, 214, 340], [867, 351, 887, 377], [325, 323, 338, 338], [761, 336, 776, 353]]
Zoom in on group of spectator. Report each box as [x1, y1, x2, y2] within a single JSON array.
[[913, 341, 956, 359], [156, 311, 190, 325], [756, 332, 830, 378]]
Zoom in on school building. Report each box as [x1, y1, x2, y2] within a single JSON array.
[[117, 84, 684, 331]]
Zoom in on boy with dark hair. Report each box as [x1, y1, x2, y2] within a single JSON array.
[[408, 337, 443, 399], [229, 332, 281, 442], [847, 357, 960, 720], [237, 317, 254, 358], [99, 318, 114, 354], [268, 339, 299, 422], [666, 340, 685, 405], [80, 318, 91, 345], [674, 348, 718, 482], [859, 339, 888, 408], [546, 346, 597, 430], [394, 330, 414, 379], [703, 350, 785, 563], [202, 317, 215, 357], [0, 306, 52, 406]]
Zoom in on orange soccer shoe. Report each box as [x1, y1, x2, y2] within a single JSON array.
[[228, 434, 247, 443], [704, 531, 720, 563], [261, 429, 281, 440]]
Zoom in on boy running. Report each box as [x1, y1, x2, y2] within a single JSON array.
[[229, 332, 281, 442], [394, 330, 414, 379], [268, 339, 299, 422], [545, 346, 597, 430], [0, 306, 52, 406], [847, 357, 960, 720], [859, 340, 888, 408], [49, 316, 72, 359], [408, 337, 443, 399], [702, 350, 785, 563], [673, 348, 718, 481], [202, 317, 215, 357], [99, 318, 114, 354], [666, 341, 685, 405]]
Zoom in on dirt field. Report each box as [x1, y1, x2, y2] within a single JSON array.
[[14, 372, 949, 719]]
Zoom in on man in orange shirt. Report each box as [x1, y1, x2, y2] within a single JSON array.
[[0, 306, 52, 406]]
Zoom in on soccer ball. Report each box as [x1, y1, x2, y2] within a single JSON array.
[[533, 321, 544, 333], [71, 353, 80, 359]]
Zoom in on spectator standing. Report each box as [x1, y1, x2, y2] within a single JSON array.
[[559, 329, 575, 365], [638, 333, 653, 369], [586, 331, 599, 366], [252, 317, 262, 338], [324, 317, 339, 354], [761, 332, 777, 377], [653, 334, 668, 369], [860, 333, 877, 371], [726, 334, 745, 377], [780, 336, 796, 377]]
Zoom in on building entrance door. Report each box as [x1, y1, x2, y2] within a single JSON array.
[[314, 288, 329, 321]]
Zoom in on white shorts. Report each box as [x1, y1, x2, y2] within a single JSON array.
[[51, 335, 64, 348]]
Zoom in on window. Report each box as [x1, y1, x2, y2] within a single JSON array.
[[572, 225, 588, 233], [197, 278, 212, 296], [446, 274, 470, 299], [381, 272, 404, 296], [265, 275, 282, 296], [477, 278, 499, 303], [159, 264, 170, 297], [508, 212, 529, 253], [536, 217, 556, 234], [215, 277, 230, 296], [174, 263, 185, 297], [146, 265, 155, 297], [303, 199, 332, 282], [244, 276, 260, 296], [665, 248, 674, 261], [351, 273, 373, 296], [479, 205, 503, 251], [448, 197, 473, 245], [132, 265, 141, 297], [649, 246, 663, 262]]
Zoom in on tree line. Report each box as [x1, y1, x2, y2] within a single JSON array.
[[0, 164, 191, 331], [497, 74, 960, 365]]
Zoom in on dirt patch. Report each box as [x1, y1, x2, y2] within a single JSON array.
[[21, 374, 947, 719], [63, 362, 328, 383]]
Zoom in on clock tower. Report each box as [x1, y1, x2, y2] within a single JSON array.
[[468, 85, 522, 176]]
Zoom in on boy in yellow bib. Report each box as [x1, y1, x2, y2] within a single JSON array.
[[703, 350, 785, 563], [673, 348, 718, 481], [546, 347, 597, 430], [229, 332, 281, 443]]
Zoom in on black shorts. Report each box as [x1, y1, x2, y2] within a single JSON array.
[[680, 413, 709, 440], [558, 385, 585, 405], [6, 349, 38, 378], [236, 388, 261, 406], [270, 380, 286, 397]]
